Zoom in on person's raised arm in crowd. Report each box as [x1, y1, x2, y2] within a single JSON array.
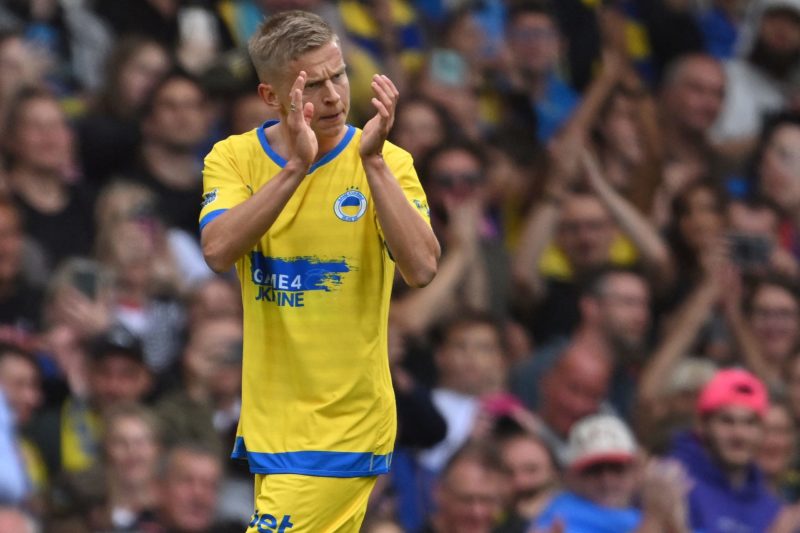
[[581, 150, 675, 289], [512, 137, 583, 303]]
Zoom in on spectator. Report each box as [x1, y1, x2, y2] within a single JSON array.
[[511, 266, 652, 418], [418, 313, 510, 474], [186, 275, 242, 326], [696, 0, 749, 60], [0, 343, 46, 499], [0, 357, 31, 505], [389, 96, 456, 164], [155, 317, 243, 456], [536, 414, 690, 533], [391, 140, 498, 339], [757, 399, 800, 500], [0, 198, 44, 341], [501, 1, 579, 144], [713, 0, 800, 147], [0, 31, 47, 142], [536, 340, 614, 462], [422, 441, 508, 533], [28, 324, 152, 476], [497, 430, 559, 528], [144, 443, 240, 533], [50, 403, 162, 531], [669, 368, 783, 532], [513, 149, 671, 344], [4, 87, 94, 273], [77, 36, 171, 187], [654, 53, 726, 225], [123, 70, 213, 235]]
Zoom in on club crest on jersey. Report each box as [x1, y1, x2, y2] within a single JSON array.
[[334, 188, 367, 222]]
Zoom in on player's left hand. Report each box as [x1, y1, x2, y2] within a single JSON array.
[[360, 74, 398, 158]]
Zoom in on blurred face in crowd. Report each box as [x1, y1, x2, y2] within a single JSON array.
[[700, 406, 764, 469], [143, 77, 210, 151], [760, 9, 800, 55], [230, 92, 271, 135], [160, 449, 222, 532], [394, 101, 446, 162], [428, 147, 486, 206], [188, 277, 243, 325], [0, 351, 41, 426], [500, 435, 557, 515], [570, 461, 637, 508], [434, 457, 505, 533], [119, 42, 171, 113], [598, 92, 644, 167], [7, 96, 73, 173], [184, 318, 243, 400], [661, 55, 724, 135], [436, 321, 504, 396], [557, 194, 616, 273], [748, 283, 800, 366], [507, 12, 561, 79], [759, 123, 800, 212], [540, 345, 611, 438], [677, 185, 725, 252], [0, 204, 23, 284], [105, 413, 160, 487], [591, 273, 651, 356], [757, 403, 797, 481], [90, 354, 151, 408]]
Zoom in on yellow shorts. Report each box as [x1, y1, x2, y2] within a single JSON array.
[[245, 474, 378, 533]]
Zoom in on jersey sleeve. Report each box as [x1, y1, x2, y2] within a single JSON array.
[[199, 139, 251, 232], [376, 146, 431, 243]]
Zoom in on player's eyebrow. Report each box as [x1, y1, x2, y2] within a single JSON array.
[[305, 65, 347, 86]]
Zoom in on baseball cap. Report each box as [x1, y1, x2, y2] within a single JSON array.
[[89, 325, 145, 364], [696, 368, 768, 418], [565, 414, 637, 472]]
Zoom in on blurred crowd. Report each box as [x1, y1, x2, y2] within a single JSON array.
[[4, 0, 800, 531]]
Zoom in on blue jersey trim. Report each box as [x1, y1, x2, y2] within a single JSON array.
[[231, 436, 392, 477], [256, 120, 356, 174], [199, 209, 228, 231]]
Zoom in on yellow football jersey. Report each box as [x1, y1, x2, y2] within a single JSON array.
[[200, 121, 430, 477]]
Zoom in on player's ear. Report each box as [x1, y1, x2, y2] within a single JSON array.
[[258, 83, 281, 110]]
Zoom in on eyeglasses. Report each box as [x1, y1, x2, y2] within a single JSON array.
[[432, 171, 484, 188]]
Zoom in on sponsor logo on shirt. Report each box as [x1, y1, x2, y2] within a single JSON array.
[[250, 253, 353, 307]]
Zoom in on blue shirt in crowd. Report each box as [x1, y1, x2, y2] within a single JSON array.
[[535, 492, 642, 533]]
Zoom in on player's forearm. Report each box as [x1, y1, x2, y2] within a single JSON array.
[[362, 155, 440, 287], [201, 163, 306, 272]]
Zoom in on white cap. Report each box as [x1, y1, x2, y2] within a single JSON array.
[[565, 414, 637, 472]]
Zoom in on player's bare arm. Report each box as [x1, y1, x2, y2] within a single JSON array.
[[360, 74, 440, 287], [201, 72, 317, 273]]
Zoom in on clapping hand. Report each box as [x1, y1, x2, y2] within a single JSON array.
[[360, 74, 399, 158], [286, 71, 318, 169]]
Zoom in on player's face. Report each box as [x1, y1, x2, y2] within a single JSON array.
[[282, 41, 350, 143]]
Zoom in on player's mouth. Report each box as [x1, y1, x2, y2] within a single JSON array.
[[320, 111, 343, 122]]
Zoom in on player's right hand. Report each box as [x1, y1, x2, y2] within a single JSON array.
[[286, 71, 318, 170]]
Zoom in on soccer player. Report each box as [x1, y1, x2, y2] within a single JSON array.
[[199, 10, 440, 533]]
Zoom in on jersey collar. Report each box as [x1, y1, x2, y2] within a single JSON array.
[[256, 120, 356, 174]]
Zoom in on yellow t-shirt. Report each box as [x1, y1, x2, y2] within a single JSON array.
[[200, 122, 430, 477]]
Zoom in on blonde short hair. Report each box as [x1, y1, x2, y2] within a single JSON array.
[[248, 10, 336, 84]]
